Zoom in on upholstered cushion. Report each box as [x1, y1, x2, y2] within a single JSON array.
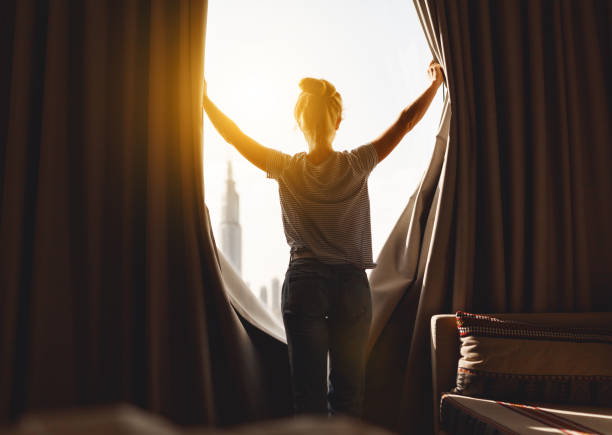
[[440, 393, 612, 435], [453, 311, 612, 405]]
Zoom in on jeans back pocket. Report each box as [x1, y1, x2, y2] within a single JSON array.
[[282, 265, 330, 318]]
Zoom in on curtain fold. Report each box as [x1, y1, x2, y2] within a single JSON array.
[[363, 0, 612, 433], [366, 98, 450, 359], [0, 0, 292, 426], [218, 251, 286, 343]]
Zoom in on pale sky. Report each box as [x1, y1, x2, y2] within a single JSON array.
[[203, 0, 443, 296]]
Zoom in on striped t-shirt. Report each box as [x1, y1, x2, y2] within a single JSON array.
[[266, 143, 379, 269]]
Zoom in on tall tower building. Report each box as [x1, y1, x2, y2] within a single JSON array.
[[220, 161, 242, 275], [259, 285, 268, 305], [269, 277, 281, 315]]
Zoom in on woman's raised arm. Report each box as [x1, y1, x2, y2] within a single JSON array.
[[370, 61, 444, 163], [202, 79, 273, 172]]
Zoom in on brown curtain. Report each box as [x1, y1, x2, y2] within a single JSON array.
[[0, 0, 291, 427], [363, 0, 612, 433]]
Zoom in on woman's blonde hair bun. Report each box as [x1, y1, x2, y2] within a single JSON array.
[[299, 77, 338, 98]]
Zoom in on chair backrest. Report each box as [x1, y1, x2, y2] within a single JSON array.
[[430, 312, 612, 435]]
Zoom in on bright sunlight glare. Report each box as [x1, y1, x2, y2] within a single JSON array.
[[203, 0, 443, 304]]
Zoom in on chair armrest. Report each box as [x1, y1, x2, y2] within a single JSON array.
[[430, 315, 460, 435]]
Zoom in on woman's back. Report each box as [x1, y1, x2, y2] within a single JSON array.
[[266, 143, 379, 269]]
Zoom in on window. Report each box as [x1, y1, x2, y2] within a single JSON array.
[[203, 1, 442, 322]]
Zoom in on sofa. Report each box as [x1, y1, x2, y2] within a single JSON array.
[[430, 312, 612, 434]]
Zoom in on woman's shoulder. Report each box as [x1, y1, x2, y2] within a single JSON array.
[[343, 144, 378, 174]]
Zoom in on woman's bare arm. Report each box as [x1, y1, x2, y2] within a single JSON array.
[[202, 81, 273, 172], [371, 61, 444, 163]]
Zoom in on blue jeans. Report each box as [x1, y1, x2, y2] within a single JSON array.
[[281, 258, 372, 419]]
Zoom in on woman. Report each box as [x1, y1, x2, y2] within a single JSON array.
[[202, 60, 444, 419]]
